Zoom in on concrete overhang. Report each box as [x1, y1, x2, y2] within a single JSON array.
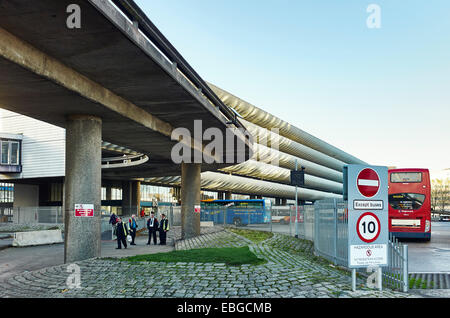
[[0, 0, 252, 175]]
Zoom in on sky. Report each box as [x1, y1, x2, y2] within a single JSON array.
[[135, 0, 450, 180]]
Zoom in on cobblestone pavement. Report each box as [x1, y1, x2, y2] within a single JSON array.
[[0, 230, 422, 298]]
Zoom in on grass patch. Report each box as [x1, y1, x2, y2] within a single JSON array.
[[409, 277, 433, 289], [119, 246, 266, 266], [227, 228, 273, 243]]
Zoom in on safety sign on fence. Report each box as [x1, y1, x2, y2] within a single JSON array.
[[345, 165, 388, 268]]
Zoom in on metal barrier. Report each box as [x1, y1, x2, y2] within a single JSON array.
[[12, 206, 63, 224], [384, 234, 409, 292], [313, 199, 348, 267]]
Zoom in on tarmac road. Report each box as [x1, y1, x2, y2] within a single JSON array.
[[407, 222, 450, 273]]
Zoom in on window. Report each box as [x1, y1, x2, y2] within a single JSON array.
[[390, 172, 422, 183], [1, 142, 8, 165], [0, 140, 20, 165], [389, 193, 425, 210], [10, 142, 19, 165]]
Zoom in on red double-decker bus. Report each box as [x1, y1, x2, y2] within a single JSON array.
[[388, 168, 431, 241]]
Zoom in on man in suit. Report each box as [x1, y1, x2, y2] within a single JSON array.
[[146, 212, 159, 245], [159, 213, 170, 245], [115, 217, 129, 249]]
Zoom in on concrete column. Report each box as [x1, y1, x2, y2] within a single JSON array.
[[64, 115, 102, 263], [131, 181, 141, 214], [105, 185, 112, 201], [121, 181, 131, 215], [181, 163, 201, 239], [281, 198, 287, 206], [275, 198, 281, 206], [225, 191, 232, 200]]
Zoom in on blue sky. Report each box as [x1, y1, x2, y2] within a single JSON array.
[[136, 0, 450, 179]]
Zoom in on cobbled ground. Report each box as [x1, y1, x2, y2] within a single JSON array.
[[0, 230, 420, 298]]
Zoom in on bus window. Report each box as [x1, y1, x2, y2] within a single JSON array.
[[390, 172, 422, 183], [389, 193, 425, 210]]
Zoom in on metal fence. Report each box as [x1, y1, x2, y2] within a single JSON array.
[[384, 233, 408, 292], [12, 207, 63, 224], [313, 198, 348, 267]]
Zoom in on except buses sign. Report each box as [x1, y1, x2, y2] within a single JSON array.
[[346, 165, 388, 268]]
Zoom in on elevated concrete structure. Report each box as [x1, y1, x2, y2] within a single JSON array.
[[0, 0, 251, 176], [0, 0, 251, 262]]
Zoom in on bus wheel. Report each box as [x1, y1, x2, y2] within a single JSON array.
[[233, 218, 242, 226]]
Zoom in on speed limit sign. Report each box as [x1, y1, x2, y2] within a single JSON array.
[[356, 212, 381, 243]]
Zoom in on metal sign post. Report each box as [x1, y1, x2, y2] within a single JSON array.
[[346, 165, 389, 291], [290, 160, 305, 238], [295, 160, 298, 238]]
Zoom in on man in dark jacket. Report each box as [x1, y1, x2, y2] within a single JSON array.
[[146, 212, 159, 245], [159, 213, 170, 245], [128, 214, 138, 245], [116, 217, 129, 249]]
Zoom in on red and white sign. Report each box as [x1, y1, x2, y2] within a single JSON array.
[[75, 204, 94, 217], [194, 205, 201, 213], [356, 212, 381, 243], [357, 168, 380, 198]]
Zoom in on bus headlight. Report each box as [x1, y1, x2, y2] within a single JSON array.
[[425, 220, 431, 232]]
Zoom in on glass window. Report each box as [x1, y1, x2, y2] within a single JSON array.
[[10, 142, 19, 165], [391, 172, 422, 183], [389, 193, 425, 210], [1, 142, 9, 165]]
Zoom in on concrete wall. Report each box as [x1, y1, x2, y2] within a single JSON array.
[[12, 183, 39, 223], [13, 184, 39, 207]]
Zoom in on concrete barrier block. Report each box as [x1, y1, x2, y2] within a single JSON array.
[[12, 229, 63, 247], [200, 221, 214, 227]]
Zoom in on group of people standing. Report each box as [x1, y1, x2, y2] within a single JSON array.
[[146, 212, 170, 245], [109, 212, 170, 249]]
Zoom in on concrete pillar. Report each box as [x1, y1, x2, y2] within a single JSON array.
[[121, 181, 131, 215], [105, 185, 112, 201], [275, 198, 281, 206], [131, 181, 141, 214], [64, 115, 102, 263], [281, 198, 287, 206], [181, 163, 201, 239], [225, 191, 232, 200]]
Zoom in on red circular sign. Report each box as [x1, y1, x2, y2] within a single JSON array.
[[356, 212, 381, 243], [357, 168, 380, 198]]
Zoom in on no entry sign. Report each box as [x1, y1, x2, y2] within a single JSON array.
[[357, 168, 380, 198]]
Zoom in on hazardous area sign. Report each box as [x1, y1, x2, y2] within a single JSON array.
[[350, 244, 387, 267]]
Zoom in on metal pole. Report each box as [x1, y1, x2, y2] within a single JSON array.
[[333, 198, 337, 265], [295, 159, 298, 238], [352, 269, 357, 291], [270, 206, 273, 232], [403, 245, 408, 293], [377, 267, 382, 291]]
